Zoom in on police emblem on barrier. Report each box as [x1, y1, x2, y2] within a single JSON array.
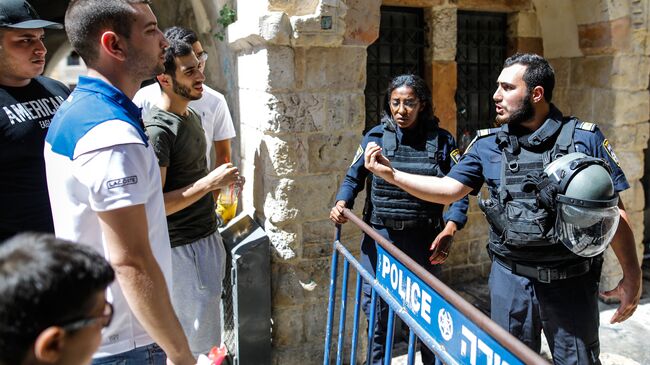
[[602, 139, 620, 167], [350, 144, 363, 166], [438, 308, 454, 341]]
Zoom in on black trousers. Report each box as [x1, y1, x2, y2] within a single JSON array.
[[489, 260, 602, 365], [359, 224, 442, 365]]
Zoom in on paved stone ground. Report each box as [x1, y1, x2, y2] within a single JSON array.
[[391, 261, 650, 365]]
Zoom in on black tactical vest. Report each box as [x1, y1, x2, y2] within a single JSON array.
[[481, 114, 581, 262], [370, 121, 445, 225]]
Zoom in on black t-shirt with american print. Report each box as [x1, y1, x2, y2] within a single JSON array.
[[0, 76, 70, 241]]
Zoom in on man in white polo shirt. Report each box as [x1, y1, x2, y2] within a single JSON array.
[[44, 1, 194, 364]]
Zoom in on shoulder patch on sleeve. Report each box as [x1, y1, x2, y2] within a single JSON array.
[[576, 121, 597, 132], [350, 144, 363, 167], [602, 139, 620, 167], [450, 148, 460, 164]]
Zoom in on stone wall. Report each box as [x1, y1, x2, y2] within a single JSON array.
[[535, 0, 649, 290], [228, 1, 380, 363]]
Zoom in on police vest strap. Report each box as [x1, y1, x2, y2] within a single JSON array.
[[426, 127, 441, 161], [552, 118, 577, 158], [383, 125, 398, 157]]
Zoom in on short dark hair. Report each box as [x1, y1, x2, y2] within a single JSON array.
[[64, 0, 151, 66], [503, 53, 555, 102], [162, 39, 194, 76], [381, 74, 435, 126], [164, 26, 198, 45], [0, 233, 114, 365]]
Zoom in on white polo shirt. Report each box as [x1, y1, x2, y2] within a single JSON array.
[[134, 83, 236, 168], [45, 120, 172, 357]]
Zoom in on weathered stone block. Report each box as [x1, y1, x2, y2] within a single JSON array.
[[532, 0, 582, 58], [430, 7, 457, 62], [468, 239, 489, 265], [263, 134, 309, 176], [578, 17, 631, 55], [272, 306, 305, 346], [308, 132, 359, 173], [593, 89, 649, 126], [265, 174, 339, 223], [551, 87, 571, 116], [272, 344, 323, 365], [507, 37, 544, 56], [619, 180, 645, 212], [272, 258, 334, 307], [456, 0, 532, 12], [570, 56, 614, 89], [548, 58, 571, 90], [611, 55, 650, 91], [430, 61, 457, 134], [264, 93, 319, 134], [269, 0, 318, 16], [343, 0, 381, 46], [299, 47, 367, 90], [597, 122, 650, 151], [455, 213, 489, 242], [567, 88, 594, 121], [617, 151, 644, 181], [507, 11, 541, 38], [444, 238, 469, 266], [237, 47, 295, 91], [267, 222, 300, 260], [573, 0, 631, 25]]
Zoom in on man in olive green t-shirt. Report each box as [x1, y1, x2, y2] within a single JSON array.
[[144, 39, 241, 355]]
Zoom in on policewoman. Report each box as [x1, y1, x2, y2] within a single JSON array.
[[330, 74, 469, 365], [363, 54, 641, 365]]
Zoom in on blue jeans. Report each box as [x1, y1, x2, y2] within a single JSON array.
[[92, 343, 166, 365]]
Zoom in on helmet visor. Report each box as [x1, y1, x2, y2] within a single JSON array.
[[555, 203, 620, 257]]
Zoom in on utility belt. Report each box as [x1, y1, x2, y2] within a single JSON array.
[[489, 251, 597, 283], [372, 216, 441, 231]]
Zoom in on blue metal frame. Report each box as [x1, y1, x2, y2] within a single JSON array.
[[323, 209, 549, 365]]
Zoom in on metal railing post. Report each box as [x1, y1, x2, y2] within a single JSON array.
[[323, 225, 341, 365], [335, 259, 350, 365], [349, 273, 363, 365]]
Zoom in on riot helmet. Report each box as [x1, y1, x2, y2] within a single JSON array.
[[544, 152, 620, 257]]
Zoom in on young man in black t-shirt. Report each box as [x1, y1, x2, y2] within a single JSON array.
[[0, 0, 70, 242]]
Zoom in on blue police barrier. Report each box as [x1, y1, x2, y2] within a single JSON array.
[[323, 208, 548, 365]]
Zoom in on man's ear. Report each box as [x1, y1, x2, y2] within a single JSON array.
[[33, 327, 65, 363], [99, 31, 126, 61], [157, 73, 172, 88], [531, 85, 545, 103]]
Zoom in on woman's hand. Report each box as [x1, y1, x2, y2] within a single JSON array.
[[429, 221, 457, 264]]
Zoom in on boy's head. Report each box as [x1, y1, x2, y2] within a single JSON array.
[[0, 233, 114, 365]]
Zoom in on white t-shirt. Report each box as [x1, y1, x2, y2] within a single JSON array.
[[44, 120, 172, 357], [134, 83, 236, 169]]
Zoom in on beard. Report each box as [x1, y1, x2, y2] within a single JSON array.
[[172, 78, 201, 101], [495, 92, 535, 126]]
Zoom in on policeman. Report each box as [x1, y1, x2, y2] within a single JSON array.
[[364, 54, 641, 365], [330, 74, 469, 365]]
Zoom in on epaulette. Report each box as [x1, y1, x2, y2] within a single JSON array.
[[465, 128, 498, 154], [576, 121, 597, 132], [476, 127, 499, 137]]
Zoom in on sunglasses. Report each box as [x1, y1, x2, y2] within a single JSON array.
[[60, 301, 114, 332]]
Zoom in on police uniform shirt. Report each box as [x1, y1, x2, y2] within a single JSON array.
[[336, 121, 468, 228], [447, 106, 629, 196]]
